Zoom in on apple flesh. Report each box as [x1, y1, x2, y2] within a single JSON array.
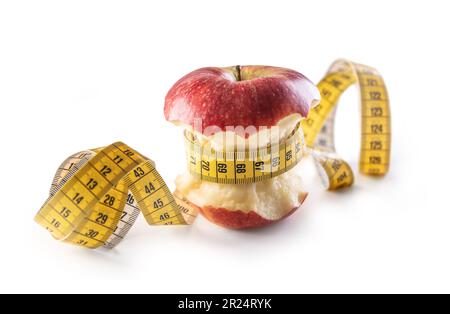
[[176, 169, 308, 229]]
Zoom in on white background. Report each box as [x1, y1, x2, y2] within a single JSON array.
[[0, 0, 449, 294]]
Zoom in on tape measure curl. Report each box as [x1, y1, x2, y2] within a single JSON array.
[[36, 143, 198, 249], [302, 59, 391, 190]]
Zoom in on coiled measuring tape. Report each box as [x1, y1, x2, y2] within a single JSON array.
[[301, 59, 391, 189], [35, 143, 198, 249], [35, 59, 391, 249]]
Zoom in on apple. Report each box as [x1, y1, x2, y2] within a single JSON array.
[[165, 65, 320, 229]]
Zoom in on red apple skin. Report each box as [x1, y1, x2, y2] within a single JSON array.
[[165, 66, 320, 133], [191, 192, 308, 229]]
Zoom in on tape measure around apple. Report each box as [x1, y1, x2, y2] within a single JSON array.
[[184, 122, 306, 184], [35, 59, 391, 249]]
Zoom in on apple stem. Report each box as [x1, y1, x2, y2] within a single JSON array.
[[236, 65, 242, 81]]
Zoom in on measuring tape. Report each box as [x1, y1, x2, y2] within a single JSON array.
[[301, 59, 391, 189], [35, 59, 391, 249], [185, 122, 306, 184], [35, 143, 198, 249]]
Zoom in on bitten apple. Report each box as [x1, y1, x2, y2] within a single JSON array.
[[165, 65, 320, 229]]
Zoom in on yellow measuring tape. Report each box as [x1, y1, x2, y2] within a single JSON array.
[[184, 123, 305, 184], [35, 59, 391, 249], [302, 59, 391, 189], [36, 144, 198, 249]]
